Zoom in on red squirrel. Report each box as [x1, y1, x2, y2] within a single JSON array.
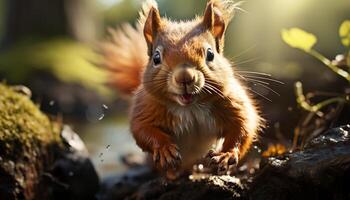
[[101, 0, 263, 179]]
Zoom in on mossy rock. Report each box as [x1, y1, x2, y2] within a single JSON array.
[[0, 84, 99, 199], [0, 83, 62, 199]]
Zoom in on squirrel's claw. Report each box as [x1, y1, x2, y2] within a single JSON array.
[[152, 144, 181, 169], [209, 150, 239, 174]]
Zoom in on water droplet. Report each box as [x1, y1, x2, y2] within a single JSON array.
[[68, 171, 74, 176], [102, 104, 108, 109], [106, 145, 111, 150], [85, 104, 105, 123], [100, 159, 104, 163], [198, 164, 204, 171], [49, 101, 55, 106], [99, 153, 103, 157], [98, 114, 105, 121]]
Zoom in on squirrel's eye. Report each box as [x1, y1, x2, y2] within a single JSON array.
[[206, 48, 214, 62], [153, 50, 161, 66]]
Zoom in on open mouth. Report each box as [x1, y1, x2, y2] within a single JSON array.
[[176, 93, 194, 105]]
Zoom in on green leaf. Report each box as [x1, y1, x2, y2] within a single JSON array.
[[281, 28, 317, 52], [339, 20, 350, 47]]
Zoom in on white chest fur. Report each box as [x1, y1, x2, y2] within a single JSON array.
[[168, 104, 221, 168], [169, 104, 217, 135]]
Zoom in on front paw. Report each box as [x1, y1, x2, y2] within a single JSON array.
[[209, 149, 239, 173], [152, 144, 181, 170]]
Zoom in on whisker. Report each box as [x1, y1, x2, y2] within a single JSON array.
[[204, 81, 230, 99], [252, 82, 280, 96], [236, 71, 272, 77], [144, 82, 166, 94], [241, 75, 284, 85], [193, 85, 201, 94], [205, 83, 225, 99], [142, 73, 168, 78], [230, 45, 257, 60], [142, 76, 168, 80], [202, 86, 212, 94], [233, 57, 260, 66], [242, 77, 270, 85], [158, 68, 171, 74], [142, 79, 167, 84], [246, 88, 272, 102], [141, 75, 169, 82], [204, 79, 222, 86]]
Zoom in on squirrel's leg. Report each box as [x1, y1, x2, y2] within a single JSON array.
[[211, 125, 254, 173], [210, 131, 240, 173], [131, 124, 182, 170]]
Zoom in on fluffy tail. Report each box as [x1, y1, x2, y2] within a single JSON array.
[[100, 24, 148, 97], [99, 0, 157, 98]]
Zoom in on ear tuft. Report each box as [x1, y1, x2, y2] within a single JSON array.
[[210, 0, 241, 23], [138, 0, 159, 27], [203, 3, 225, 38], [202, 0, 240, 53]]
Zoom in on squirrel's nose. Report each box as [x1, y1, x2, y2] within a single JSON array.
[[175, 70, 195, 85]]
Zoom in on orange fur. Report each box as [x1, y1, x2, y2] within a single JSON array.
[[101, 0, 263, 178], [100, 24, 148, 97]]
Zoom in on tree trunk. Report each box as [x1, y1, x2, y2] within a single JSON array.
[[1, 0, 97, 48]]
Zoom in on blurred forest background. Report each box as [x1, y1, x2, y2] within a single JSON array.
[[0, 0, 349, 177]]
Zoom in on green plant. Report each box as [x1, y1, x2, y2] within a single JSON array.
[[281, 21, 350, 150], [282, 22, 350, 82], [281, 21, 350, 114]]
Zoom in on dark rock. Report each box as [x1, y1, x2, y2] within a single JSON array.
[[248, 125, 350, 200], [0, 84, 99, 200], [46, 125, 99, 200], [98, 166, 245, 200], [98, 166, 157, 200], [305, 124, 350, 148]]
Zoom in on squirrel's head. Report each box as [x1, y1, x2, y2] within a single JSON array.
[[141, 0, 238, 106]]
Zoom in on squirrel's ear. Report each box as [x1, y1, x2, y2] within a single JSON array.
[[202, 2, 226, 53], [144, 7, 162, 52]]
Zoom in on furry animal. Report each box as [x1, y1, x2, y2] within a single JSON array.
[[100, 0, 263, 179]]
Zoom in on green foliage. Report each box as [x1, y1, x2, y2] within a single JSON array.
[[281, 21, 350, 114], [294, 81, 348, 115], [281, 28, 317, 52], [281, 23, 350, 82], [0, 38, 110, 96]]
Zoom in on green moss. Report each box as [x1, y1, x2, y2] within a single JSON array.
[[0, 83, 65, 198], [0, 83, 61, 158]]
